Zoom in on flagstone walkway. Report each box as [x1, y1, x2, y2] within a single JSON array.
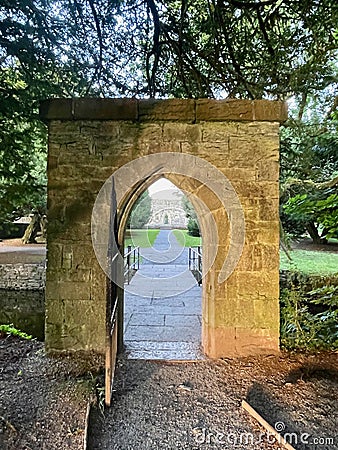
[[124, 229, 203, 360]]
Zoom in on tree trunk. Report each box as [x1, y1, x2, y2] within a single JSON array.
[[22, 213, 40, 244], [40, 215, 47, 240], [306, 222, 327, 245]]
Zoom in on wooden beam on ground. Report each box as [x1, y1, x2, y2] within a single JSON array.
[[242, 400, 296, 450]]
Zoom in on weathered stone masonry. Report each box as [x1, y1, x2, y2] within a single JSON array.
[[41, 98, 287, 358], [0, 263, 45, 290]]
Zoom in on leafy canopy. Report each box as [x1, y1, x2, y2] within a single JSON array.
[[0, 0, 337, 227]]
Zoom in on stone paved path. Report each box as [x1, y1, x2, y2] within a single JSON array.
[[124, 229, 203, 360]]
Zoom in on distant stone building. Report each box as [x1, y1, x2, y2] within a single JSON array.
[[147, 189, 188, 228]]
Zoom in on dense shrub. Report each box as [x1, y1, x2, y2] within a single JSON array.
[[280, 271, 338, 350]]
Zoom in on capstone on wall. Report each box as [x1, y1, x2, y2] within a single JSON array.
[[41, 98, 286, 358]]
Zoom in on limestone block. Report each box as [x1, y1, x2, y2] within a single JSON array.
[[253, 100, 287, 122], [136, 123, 163, 141], [181, 142, 229, 165], [74, 98, 138, 120], [258, 198, 279, 221], [218, 168, 256, 183], [203, 325, 279, 358], [135, 140, 181, 156], [138, 99, 195, 122], [201, 122, 238, 142], [40, 99, 73, 120], [196, 99, 254, 121], [163, 123, 202, 142], [236, 121, 280, 136], [229, 135, 279, 168], [58, 281, 91, 301], [244, 220, 279, 245], [233, 181, 279, 199], [236, 271, 279, 302], [256, 160, 279, 182]]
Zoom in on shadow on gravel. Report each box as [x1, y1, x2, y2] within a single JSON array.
[[246, 383, 302, 448], [285, 364, 338, 384], [87, 359, 160, 450], [246, 380, 336, 450]]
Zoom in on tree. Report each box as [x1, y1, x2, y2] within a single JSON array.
[[280, 92, 338, 244], [0, 1, 98, 231], [127, 190, 152, 229], [284, 186, 338, 244], [0, 0, 337, 238], [182, 196, 200, 237]]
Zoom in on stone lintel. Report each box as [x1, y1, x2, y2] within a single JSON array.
[[40, 98, 287, 123]]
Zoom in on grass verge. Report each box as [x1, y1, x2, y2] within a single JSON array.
[[124, 229, 160, 248], [280, 249, 338, 275], [172, 229, 202, 247]]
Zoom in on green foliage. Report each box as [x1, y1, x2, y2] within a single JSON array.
[[307, 285, 338, 308], [187, 218, 200, 237], [182, 196, 200, 237], [0, 324, 32, 340], [127, 190, 152, 229], [284, 191, 338, 240], [280, 285, 338, 350], [0, 67, 48, 223], [280, 96, 338, 242], [1, 0, 337, 229]]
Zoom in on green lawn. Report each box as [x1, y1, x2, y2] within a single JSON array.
[[124, 229, 160, 248], [280, 249, 338, 275], [172, 229, 202, 247]]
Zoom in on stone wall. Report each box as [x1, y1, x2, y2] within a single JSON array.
[[0, 263, 45, 290], [41, 98, 287, 358]]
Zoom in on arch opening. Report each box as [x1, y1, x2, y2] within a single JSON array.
[[91, 152, 247, 359], [122, 178, 204, 360]]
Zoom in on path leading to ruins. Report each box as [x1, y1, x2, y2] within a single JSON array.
[[124, 229, 203, 360]]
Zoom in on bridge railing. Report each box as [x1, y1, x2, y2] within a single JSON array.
[[124, 245, 140, 284], [188, 246, 202, 285]]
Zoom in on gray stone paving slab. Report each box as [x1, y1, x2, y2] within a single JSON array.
[[125, 269, 197, 297], [164, 314, 200, 327], [150, 297, 185, 306], [124, 325, 170, 341], [129, 313, 165, 326], [160, 325, 200, 342]]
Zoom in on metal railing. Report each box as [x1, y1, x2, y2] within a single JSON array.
[[124, 245, 140, 284], [188, 246, 202, 285]]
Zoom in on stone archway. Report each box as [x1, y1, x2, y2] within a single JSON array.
[[41, 98, 287, 358]]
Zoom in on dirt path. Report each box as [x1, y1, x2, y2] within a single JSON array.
[[88, 354, 338, 450]]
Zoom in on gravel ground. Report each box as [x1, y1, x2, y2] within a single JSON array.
[[1, 336, 337, 450], [0, 336, 102, 450], [88, 354, 338, 450]]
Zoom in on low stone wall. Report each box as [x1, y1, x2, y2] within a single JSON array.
[[0, 289, 45, 340], [0, 263, 46, 290]]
